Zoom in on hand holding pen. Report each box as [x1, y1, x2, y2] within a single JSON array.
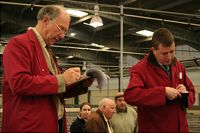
[[176, 84, 188, 93]]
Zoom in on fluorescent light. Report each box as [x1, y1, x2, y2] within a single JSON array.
[[67, 55, 74, 59], [101, 47, 110, 51], [70, 33, 76, 37], [83, 22, 90, 26], [90, 43, 99, 47], [91, 43, 104, 48], [66, 9, 88, 18], [98, 45, 104, 48], [136, 30, 153, 37]]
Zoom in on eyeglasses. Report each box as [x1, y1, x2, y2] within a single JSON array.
[[51, 21, 67, 35]]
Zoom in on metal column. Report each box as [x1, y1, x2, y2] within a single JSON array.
[[119, 5, 124, 92]]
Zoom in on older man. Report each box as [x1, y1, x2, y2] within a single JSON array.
[[109, 92, 137, 133], [85, 98, 116, 133], [2, 5, 93, 132]]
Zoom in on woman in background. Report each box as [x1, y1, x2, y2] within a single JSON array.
[[70, 102, 92, 133]]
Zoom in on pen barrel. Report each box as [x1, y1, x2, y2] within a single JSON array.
[[179, 72, 183, 84]]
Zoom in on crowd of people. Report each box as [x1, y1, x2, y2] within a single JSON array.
[[2, 4, 195, 133], [70, 94, 137, 133]]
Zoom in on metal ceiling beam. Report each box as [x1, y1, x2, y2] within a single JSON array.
[[51, 46, 119, 65], [119, 0, 137, 5], [70, 15, 92, 26], [155, 0, 194, 10], [100, 12, 200, 46], [65, 28, 91, 43]]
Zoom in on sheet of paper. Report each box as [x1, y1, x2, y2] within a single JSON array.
[[66, 68, 108, 90]]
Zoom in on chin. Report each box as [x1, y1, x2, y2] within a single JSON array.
[[49, 40, 56, 45], [49, 42, 54, 45], [163, 62, 171, 65]]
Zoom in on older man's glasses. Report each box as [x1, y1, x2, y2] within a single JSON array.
[[51, 21, 67, 35]]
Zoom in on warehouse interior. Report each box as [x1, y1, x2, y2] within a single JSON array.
[[0, 0, 200, 132]]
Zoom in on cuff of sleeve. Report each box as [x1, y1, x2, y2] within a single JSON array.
[[56, 75, 66, 94]]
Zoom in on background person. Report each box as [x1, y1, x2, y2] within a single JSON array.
[[84, 98, 116, 133], [124, 28, 195, 133], [70, 102, 92, 133], [2, 5, 93, 132], [109, 92, 138, 133]]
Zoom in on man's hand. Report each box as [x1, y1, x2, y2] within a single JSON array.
[[176, 84, 187, 93], [81, 75, 94, 87], [165, 87, 181, 100], [62, 67, 81, 84]]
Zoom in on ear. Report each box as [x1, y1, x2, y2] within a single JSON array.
[[151, 47, 156, 55], [42, 16, 49, 24]]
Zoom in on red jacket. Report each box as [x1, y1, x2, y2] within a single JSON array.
[[2, 29, 88, 132], [124, 51, 195, 133]]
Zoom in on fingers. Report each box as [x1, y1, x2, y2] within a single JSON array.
[[62, 67, 81, 84], [176, 84, 187, 93], [80, 75, 86, 79], [72, 67, 81, 73], [165, 87, 181, 100], [176, 84, 184, 89]]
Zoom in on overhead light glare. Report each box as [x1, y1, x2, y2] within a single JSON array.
[[70, 33, 76, 37], [90, 15, 103, 28], [136, 30, 153, 37], [101, 47, 110, 51], [91, 43, 104, 48], [66, 9, 88, 18], [67, 55, 74, 59]]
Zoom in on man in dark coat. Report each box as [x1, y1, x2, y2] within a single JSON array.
[[84, 98, 116, 133]]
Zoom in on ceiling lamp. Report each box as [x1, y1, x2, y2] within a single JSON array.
[[82, 61, 87, 71], [90, 5, 103, 28]]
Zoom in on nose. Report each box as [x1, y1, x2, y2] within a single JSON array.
[[58, 33, 65, 39], [166, 52, 172, 60]]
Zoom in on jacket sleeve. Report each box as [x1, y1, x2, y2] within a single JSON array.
[[84, 118, 103, 133], [63, 85, 88, 98], [124, 66, 166, 107], [3, 37, 58, 96], [182, 67, 195, 108]]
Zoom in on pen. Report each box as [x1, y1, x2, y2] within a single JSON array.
[[179, 72, 182, 80], [178, 72, 183, 84]]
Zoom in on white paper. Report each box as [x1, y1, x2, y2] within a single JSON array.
[[85, 68, 109, 90]]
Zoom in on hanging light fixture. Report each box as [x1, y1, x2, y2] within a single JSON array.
[[82, 61, 87, 71], [90, 5, 103, 28]]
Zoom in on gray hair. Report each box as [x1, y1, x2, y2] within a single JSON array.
[[98, 98, 114, 109], [37, 5, 65, 21]]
